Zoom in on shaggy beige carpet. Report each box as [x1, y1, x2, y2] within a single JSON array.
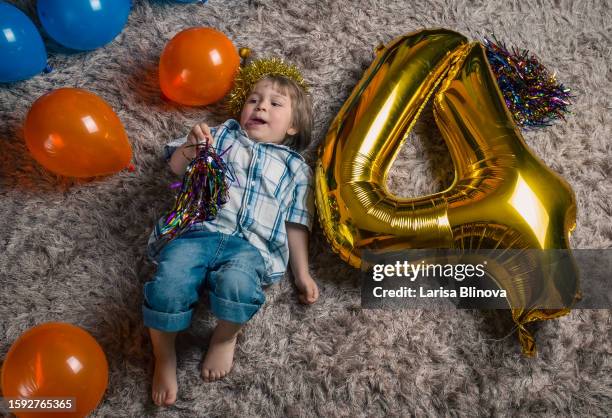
[[1, 0, 610, 416]]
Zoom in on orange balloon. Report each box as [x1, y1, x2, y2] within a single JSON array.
[[159, 27, 240, 106], [24, 88, 132, 178], [1, 322, 108, 418]]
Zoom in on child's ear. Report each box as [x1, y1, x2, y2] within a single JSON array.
[[287, 127, 298, 136]]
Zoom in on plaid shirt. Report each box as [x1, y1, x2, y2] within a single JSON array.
[[147, 119, 314, 284]]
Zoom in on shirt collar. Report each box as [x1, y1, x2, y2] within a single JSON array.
[[222, 119, 306, 162]]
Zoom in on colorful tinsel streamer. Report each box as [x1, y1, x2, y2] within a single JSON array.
[[483, 36, 572, 128], [159, 142, 234, 241]]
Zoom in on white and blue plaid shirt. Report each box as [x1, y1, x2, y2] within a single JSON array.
[[147, 119, 315, 284]]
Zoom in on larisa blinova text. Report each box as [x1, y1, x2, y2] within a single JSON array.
[[372, 286, 507, 298]]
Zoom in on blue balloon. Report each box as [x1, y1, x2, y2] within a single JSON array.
[[0, 2, 47, 82], [37, 0, 131, 51]]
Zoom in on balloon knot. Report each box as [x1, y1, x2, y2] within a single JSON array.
[[239, 47, 252, 60]]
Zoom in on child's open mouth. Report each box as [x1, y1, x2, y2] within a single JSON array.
[[247, 117, 267, 127]]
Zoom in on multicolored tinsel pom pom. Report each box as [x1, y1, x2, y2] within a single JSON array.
[[159, 142, 234, 241], [483, 36, 572, 128]]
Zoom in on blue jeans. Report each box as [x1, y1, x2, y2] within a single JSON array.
[[143, 230, 266, 332]]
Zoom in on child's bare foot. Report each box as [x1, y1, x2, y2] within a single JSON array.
[[152, 352, 178, 406], [149, 329, 178, 406], [202, 320, 242, 382]]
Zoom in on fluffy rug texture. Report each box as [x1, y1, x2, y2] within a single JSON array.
[[1, 0, 611, 416]]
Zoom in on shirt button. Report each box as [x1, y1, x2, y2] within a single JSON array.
[[251, 180, 256, 187]]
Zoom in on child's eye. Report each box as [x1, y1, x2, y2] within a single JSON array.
[[272, 102, 281, 107], [247, 98, 257, 103]]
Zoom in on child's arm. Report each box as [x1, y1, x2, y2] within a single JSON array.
[[168, 122, 214, 175], [287, 223, 319, 304]]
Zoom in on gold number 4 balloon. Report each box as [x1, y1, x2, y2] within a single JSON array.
[[315, 29, 580, 355]]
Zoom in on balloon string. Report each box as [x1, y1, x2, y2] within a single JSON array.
[[482, 323, 520, 343]]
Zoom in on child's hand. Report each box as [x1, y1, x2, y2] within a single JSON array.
[[182, 122, 214, 160], [188, 122, 213, 147], [294, 273, 319, 305]]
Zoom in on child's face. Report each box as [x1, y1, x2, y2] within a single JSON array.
[[239, 79, 297, 144]]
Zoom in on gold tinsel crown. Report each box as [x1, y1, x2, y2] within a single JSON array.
[[227, 56, 309, 117]]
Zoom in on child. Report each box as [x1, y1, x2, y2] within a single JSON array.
[[142, 59, 319, 406]]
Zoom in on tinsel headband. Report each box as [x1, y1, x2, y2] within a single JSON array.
[[227, 56, 309, 117]]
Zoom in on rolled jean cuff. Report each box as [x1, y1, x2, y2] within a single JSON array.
[[209, 292, 262, 324], [142, 304, 193, 332]]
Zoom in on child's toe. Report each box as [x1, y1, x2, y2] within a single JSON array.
[[165, 391, 177, 405]]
